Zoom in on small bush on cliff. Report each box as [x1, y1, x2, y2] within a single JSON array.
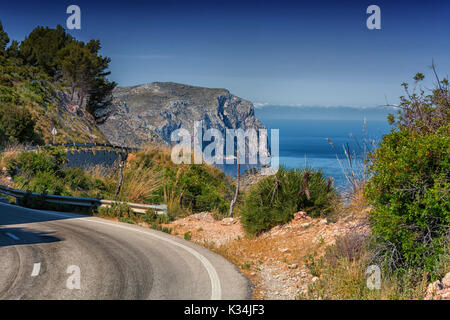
[[240, 167, 337, 236], [0, 104, 36, 145]]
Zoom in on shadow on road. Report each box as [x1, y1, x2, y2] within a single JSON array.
[[0, 226, 62, 247], [0, 202, 84, 226]]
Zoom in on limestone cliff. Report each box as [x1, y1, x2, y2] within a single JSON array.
[[96, 82, 265, 148]]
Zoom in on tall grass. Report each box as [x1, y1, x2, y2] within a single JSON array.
[[118, 161, 162, 202], [163, 167, 184, 218], [0, 142, 34, 169], [301, 233, 431, 300], [302, 255, 429, 300], [326, 122, 379, 204], [119, 144, 233, 217]]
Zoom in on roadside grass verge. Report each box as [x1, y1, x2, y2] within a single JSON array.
[[1, 144, 234, 219], [299, 235, 445, 300], [95, 203, 172, 234]]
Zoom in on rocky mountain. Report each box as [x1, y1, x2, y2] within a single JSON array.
[[95, 82, 265, 148]]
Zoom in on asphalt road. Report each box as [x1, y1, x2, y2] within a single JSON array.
[[0, 202, 251, 300]]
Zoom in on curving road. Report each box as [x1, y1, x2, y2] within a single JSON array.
[[0, 202, 251, 300]]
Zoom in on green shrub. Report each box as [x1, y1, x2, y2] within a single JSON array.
[[175, 165, 231, 213], [184, 230, 192, 240], [305, 253, 323, 278], [0, 104, 35, 144], [388, 72, 449, 134], [241, 263, 251, 270], [7, 147, 110, 198], [9, 147, 67, 194], [27, 171, 66, 195], [98, 202, 136, 220], [156, 213, 170, 224], [8, 146, 66, 177], [142, 209, 171, 225], [149, 223, 172, 234], [148, 162, 233, 216], [63, 167, 92, 190], [240, 167, 337, 236], [365, 125, 450, 276], [142, 210, 159, 224]]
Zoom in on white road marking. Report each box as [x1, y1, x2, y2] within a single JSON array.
[[33, 209, 223, 300], [31, 263, 41, 277], [6, 232, 20, 240]]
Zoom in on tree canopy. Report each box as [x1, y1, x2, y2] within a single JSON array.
[[0, 21, 10, 55], [17, 24, 116, 113], [19, 25, 71, 77]]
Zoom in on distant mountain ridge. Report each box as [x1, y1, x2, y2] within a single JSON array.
[[95, 82, 265, 148]]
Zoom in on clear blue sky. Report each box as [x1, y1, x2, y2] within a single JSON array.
[[1, 0, 449, 107]]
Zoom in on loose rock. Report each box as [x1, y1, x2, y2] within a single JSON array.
[[301, 222, 311, 228], [294, 211, 308, 220], [442, 272, 450, 288]]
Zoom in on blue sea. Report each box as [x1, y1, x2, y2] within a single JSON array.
[[251, 106, 394, 189]]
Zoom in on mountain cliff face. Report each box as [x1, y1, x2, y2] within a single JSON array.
[[95, 82, 265, 148]]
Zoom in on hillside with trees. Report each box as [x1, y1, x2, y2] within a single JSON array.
[[0, 22, 115, 146]]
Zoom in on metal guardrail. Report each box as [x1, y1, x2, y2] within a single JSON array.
[[0, 185, 167, 215], [0, 143, 142, 154], [99, 200, 167, 214], [57, 143, 141, 153]]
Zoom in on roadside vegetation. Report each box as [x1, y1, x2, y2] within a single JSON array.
[[176, 69, 449, 300], [95, 202, 172, 234], [300, 233, 435, 299], [4, 146, 111, 198], [303, 70, 449, 299], [132, 146, 234, 219], [365, 71, 449, 277], [1, 145, 234, 223]]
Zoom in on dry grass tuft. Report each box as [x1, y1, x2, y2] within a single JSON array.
[[119, 162, 163, 202], [303, 251, 430, 300], [86, 162, 117, 178], [0, 143, 33, 169]]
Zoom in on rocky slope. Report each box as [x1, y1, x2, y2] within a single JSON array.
[[95, 82, 265, 148], [46, 90, 109, 144], [161, 210, 371, 299], [22, 87, 108, 145]]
